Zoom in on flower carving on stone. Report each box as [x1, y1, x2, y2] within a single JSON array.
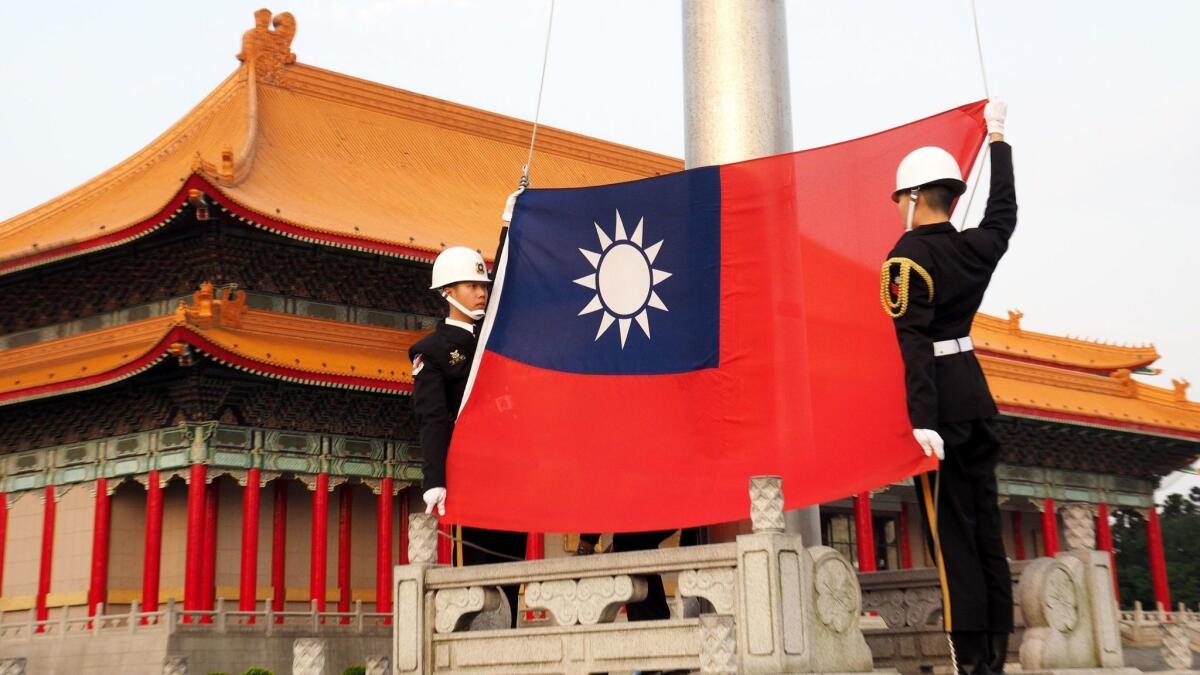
[[814, 556, 858, 633], [1044, 567, 1079, 633]]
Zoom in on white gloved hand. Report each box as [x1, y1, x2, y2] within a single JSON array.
[[984, 99, 1007, 136], [423, 487, 447, 516], [913, 429, 945, 460]]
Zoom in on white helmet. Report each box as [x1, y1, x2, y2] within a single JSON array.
[[893, 146, 966, 202], [429, 246, 490, 290]]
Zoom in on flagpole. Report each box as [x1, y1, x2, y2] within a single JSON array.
[[682, 0, 822, 546]]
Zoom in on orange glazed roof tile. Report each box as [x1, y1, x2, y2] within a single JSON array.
[[0, 22, 681, 274], [972, 310, 1159, 373], [0, 284, 421, 407], [981, 355, 1200, 440]]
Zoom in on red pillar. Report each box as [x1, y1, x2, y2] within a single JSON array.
[[88, 478, 111, 617], [35, 485, 56, 627], [898, 502, 913, 569], [1146, 507, 1171, 610], [1095, 503, 1118, 602], [337, 485, 353, 620], [142, 470, 163, 614], [526, 532, 545, 560], [200, 479, 220, 621], [437, 522, 453, 565], [397, 489, 409, 566], [310, 473, 329, 611], [1010, 511, 1026, 561], [184, 464, 208, 615], [0, 492, 8, 597], [376, 477, 394, 614], [1041, 498, 1059, 557], [270, 480, 288, 617], [239, 468, 261, 614], [854, 492, 876, 572]]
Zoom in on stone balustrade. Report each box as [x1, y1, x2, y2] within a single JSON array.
[[394, 476, 879, 674]]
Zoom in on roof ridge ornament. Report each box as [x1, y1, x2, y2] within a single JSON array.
[[1173, 378, 1191, 403], [175, 282, 248, 329], [1006, 309, 1023, 333], [236, 8, 296, 85]]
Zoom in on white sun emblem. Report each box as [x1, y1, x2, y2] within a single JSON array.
[[574, 210, 672, 348]]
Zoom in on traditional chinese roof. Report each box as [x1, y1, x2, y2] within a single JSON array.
[[0, 11, 680, 275], [982, 354, 1199, 441], [0, 284, 419, 407], [971, 310, 1159, 374]]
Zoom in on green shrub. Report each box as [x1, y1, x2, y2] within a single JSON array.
[[342, 667, 366, 675], [242, 669, 273, 675]]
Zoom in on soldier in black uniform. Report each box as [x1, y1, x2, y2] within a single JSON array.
[[410, 245, 527, 622], [881, 101, 1015, 675]]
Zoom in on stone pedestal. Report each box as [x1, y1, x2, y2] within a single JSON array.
[[162, 656, 188, 675]]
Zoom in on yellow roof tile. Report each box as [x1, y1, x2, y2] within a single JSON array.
[[972, 310, 1159, 372]]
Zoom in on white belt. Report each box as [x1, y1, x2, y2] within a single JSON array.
[[933, 336, 974, 357]]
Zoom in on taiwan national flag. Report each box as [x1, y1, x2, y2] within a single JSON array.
[[447, 101, 987, 532]]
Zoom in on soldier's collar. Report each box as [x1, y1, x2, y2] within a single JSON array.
[[906, 221, 955, 237], [444, 318, 476, 335]]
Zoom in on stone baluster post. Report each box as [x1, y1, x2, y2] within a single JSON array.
[[161, 656, 188, 675], [394, 513, 438, 674], [293, 638, 326, 675], [0, 658, 27, 675], [365, 655, 391, 675], [1161, 619, 1193, 671]]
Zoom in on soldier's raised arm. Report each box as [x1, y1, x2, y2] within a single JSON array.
[[964, 101, 1017, 267]]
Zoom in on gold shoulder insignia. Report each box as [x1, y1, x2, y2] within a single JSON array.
[[880, 257, 934, 318]]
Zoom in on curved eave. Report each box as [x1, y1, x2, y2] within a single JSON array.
[[0, 175, 441, 276], [0, 320, 414, 408], [997, 405, 1200, 443], [972, 313, 1159, 373]]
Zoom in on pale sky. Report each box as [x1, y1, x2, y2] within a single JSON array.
[[1, 1, 1197, 493]]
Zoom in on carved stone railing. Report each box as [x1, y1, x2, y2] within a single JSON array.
[[394, 476, 881, 674], [0, 597, 390, 642]]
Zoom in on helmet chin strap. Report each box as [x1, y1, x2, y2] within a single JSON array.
[[906, 187, 920, 232], [444, 293, 485, 321]]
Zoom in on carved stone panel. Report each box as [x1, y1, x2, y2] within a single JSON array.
[[678, 567, 737, 615], [434, 586, 500, 634], [524, 575, 648, 626], [749, 475, 785, 533], [408, 513, 438, 565], [699, 614, 737, 674], [1061, 503, 1095, 552]]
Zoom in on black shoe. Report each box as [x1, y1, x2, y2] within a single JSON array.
[[987, 632, 1009, 674]]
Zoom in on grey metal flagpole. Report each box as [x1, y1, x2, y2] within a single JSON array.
[[682, 0, 822, 546]]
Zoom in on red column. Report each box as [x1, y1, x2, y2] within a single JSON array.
[[898, 502, 913, 569], [88, 478, 111, 617], [526, 532, 545, 560], [0, 491, 8, 596], [35, 485, 56, 628], [183, 464, 208, 615], [1010, 511, 1026, 561], [142, 470, 163, 614], [310, 473, 329, 611], [337, 485, 353, 620], [239, 468, 261, 614], [200, 479, 220, 621], [270, 480, 288, 617], [376, 477, 394, 613], [854, 492, 876, 572], [397, 490, 409, 566], [1041, 498, 1059, 557], [1095, 503, 1118, 601], [437, 522, 453, 565], [1146, 507, 1171, 610]]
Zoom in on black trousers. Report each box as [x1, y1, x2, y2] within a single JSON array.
[[460, 526, 527, 625], [915, 419, 1013, 635]]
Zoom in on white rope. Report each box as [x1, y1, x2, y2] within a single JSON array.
[[957, 0, 992, 231], [521, 0, 557, 189]]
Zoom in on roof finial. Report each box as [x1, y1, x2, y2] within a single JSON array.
[[236, 8, 297, 84], [1006, 309, 1023, 333], [1173, 378, 1191, 403]]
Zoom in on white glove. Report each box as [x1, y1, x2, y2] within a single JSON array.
[[913, 429, 945, 460], [423, 487, 447, 516], [984, 99, 1007, 136]]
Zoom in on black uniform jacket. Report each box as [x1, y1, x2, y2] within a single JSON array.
[[409, 322, 476, 490], [883, 141, 1016, 430]]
